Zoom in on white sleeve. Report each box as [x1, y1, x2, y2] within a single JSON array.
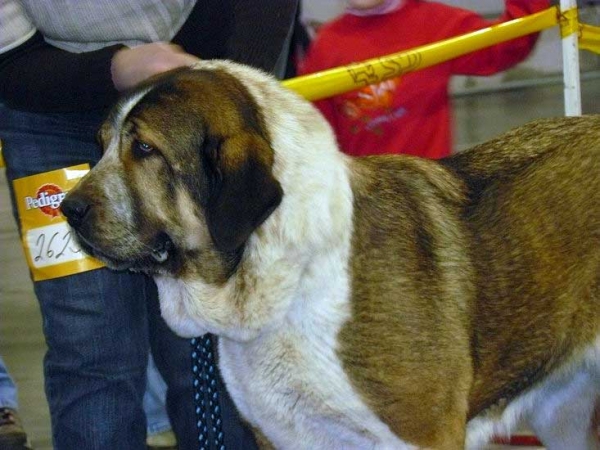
[[0, 0, 37, 53]]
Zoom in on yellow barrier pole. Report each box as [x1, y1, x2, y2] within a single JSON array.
[[579, 23, 600, 54], [580, 23, 600, 54], [283, 7, 559, 102]]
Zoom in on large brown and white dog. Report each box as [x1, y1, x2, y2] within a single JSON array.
[[61, 60, 600, 449]]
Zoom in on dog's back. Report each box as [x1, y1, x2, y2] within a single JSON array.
[[437, 116, 600, 449], [344, 116, 600, 446], [443, 116, 600, 416], [441, 115, 600, 189]]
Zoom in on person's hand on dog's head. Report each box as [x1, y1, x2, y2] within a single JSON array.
[[111, 42, 200, 91]]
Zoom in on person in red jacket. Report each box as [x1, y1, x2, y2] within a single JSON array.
[[300, 0, 550, 158]]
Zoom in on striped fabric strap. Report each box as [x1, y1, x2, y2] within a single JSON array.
[[192, 334, 225, 450]]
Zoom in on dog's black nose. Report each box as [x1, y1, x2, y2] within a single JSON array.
[[60, 195, 91, 228]]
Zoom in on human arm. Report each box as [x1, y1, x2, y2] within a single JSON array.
[[0, 0, 201, 113], [0, 31, 125, 112], [0, 0, 296, 113], [450, 0, 551, 75], [0, 33, 201, 113]]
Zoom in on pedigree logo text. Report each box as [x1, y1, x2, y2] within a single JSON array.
[[25, 184, 67, 218]]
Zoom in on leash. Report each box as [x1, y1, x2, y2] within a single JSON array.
[[192, 334, 225, 450]]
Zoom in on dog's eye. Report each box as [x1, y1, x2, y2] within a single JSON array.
[[133, 140, 154, 155]]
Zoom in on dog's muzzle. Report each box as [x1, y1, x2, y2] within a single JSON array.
[[60, 193, 91, 229], [60, 192, 175, 269]]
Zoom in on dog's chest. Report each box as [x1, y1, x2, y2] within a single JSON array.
[[218, 318, 413, 449]]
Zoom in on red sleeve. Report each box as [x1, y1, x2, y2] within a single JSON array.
[[297, 25, 333, 76], [450, 0, 551, 76]]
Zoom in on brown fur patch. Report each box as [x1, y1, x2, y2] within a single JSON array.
[[342, 156, 473, 447], [456, 117, 600, 415], [339, 116, 600, 447]]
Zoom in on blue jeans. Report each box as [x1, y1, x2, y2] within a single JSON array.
[[144, 353, 171, 436], [0, 356, 18, 410], [1, 104, 257, 450]]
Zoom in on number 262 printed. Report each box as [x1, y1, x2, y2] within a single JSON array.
[[25, 222, 85, 268]]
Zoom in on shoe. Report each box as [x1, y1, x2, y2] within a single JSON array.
[[0, 408, 33, 449], [146, 429, 177, 449]]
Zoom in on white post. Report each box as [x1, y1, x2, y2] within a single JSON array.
[[561, 0, 582, 116]]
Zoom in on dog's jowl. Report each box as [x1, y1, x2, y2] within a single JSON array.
[[61, 60, 600, 450]]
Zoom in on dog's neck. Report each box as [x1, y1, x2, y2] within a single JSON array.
[[155, 160, 354, 341], [156, 75, 355, 342]]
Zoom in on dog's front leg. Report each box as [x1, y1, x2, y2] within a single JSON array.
[[526, 369, 600, 450], [251, 426, 276, 450]]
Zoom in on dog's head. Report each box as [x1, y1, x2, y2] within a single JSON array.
[[61, 63, 284, 279]]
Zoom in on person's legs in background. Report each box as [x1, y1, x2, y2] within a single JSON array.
[[0, 355, 31, 449], [1, 106, 150, 450], [1, 104, 252, 450], [0, 356, 19, 415], [145, 354, 176, 450]]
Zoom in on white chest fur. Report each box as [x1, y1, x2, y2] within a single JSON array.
[[156, 243, 413, 449], [219, 333, 413, 449], [215, 252, 414, 450]]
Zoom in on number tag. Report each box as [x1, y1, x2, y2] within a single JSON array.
[[13, 164, 104, 281]]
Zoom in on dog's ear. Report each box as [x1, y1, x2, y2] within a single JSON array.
[[202, 133, 283, 252]]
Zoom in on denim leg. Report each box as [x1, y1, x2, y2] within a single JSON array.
[[38, 269, 150, 450], [144, 353, 172, 436], [1, 105, 149, 450], [2, 103, 258, 450], [146, 292, 198, 450], [0, 356, 19, 410]]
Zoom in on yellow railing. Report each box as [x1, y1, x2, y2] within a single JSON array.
[[282, 7, 560, 101], [580, 22, 600, 53]]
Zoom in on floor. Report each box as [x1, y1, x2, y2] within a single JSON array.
[[1, 77, 600, 450]]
